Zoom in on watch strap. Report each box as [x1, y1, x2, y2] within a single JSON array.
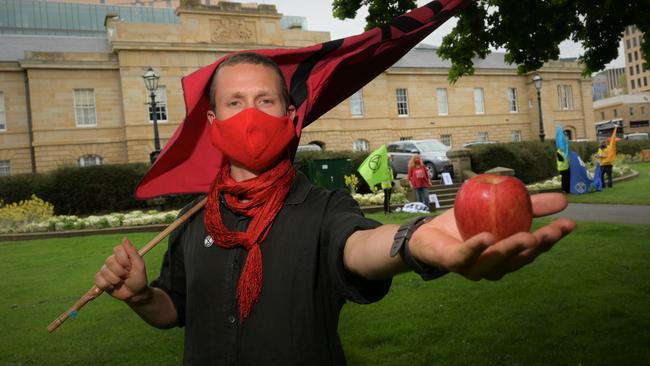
[[390, 216, 448, 281]]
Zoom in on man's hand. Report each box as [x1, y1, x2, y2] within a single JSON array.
[[408, 193, 576, 281], [94, 237, 150, 303]]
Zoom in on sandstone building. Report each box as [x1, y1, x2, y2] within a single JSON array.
[[0, 0, 595, 176]]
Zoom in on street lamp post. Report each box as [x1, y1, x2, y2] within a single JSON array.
[[533, 73, 545, 142], [143, 66, 161, 163]]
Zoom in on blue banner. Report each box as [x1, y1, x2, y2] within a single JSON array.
[[569, 151, 598, 194]]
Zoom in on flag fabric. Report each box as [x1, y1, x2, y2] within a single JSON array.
[[555, 123, 569, 159], [134, 0, 470, 199], [605, 127, 618, 164], [592, 161, 603, 192], [569, 151, 598, 194], [358, 145, 392, 188]]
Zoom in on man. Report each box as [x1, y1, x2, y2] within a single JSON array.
[[95, 53, 575, 364], [596, 140, 614, 188], [556, 148, 570, 193]]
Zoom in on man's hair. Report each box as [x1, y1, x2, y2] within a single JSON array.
[[209, 52, 291, 112]]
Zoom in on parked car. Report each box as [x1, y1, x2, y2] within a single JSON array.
[[387, 139, 453, 179], [624, 133, 649, 141], [462, 140, 498, 148]]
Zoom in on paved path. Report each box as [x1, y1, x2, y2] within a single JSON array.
[[550, 203, 650, 225]]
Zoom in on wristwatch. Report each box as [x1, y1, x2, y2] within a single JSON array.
[[390, 216, 448, 281]]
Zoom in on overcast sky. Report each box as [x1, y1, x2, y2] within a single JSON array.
[[261, 0, 625, 70]]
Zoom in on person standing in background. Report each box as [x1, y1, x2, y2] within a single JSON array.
[[407, 154, 431, 208]]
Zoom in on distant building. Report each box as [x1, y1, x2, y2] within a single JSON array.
[[0, 0, 595, 177], [623, 25, 649, 93], [592, 68, 625, 101], [593, 93, 650, 139]]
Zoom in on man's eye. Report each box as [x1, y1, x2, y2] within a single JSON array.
[[228, 101, 240, 107], [260, 99, 274, 105]]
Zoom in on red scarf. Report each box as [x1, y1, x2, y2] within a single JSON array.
[[204, 158, 295, 322]]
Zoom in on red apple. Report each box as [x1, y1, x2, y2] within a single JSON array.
[[454, 174, 533, 242]]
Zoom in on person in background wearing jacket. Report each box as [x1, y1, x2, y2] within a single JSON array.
[[596, 140, 614, 188], [407, 154, 431, 208], [556, 149, 570, 193]]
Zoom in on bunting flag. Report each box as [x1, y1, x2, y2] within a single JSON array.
[[134, 0, 470, 199], [555, 123, 569, 159], [358, 145, 392, 188]]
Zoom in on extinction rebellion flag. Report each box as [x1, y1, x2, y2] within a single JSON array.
[[358, 145, 392, 188]]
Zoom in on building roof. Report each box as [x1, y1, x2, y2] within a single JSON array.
[[593, 93, 650, 109], [392, 44, 517, 70], [0, 35, 110, 62]]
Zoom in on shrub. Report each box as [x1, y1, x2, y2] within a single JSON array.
[[469, 141, 556, 184], [0, 195, 54, 233]]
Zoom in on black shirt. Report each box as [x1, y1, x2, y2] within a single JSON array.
[[151, 171, 392, 365]]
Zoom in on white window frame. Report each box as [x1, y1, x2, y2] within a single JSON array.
[[0, 92, 6, 131], [78, 155, 103, 167], [511, 130, 522, 142], [0, 160, 10, 176], [478, 131, 489, 142], [395, 88, 409, 117], [557, 85, 574, 110], [349, 90, 364, 117], [74, 89, 97, 127], [440, 134, 452, 148], [436, 88, 448, 115], [149, 86, 168, 123], [352, 139, 369, 152], [507, 88, 518, 113], [474, 88, 485, 114]]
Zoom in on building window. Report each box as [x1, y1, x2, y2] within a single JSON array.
[[630, 66, 634, 76], [395, 88, 409, 116], [627, 39, 631, 49], [149, 86, 168, 123], [436, 88, 448, 115], [633, 37, 638, 47], [474, 88, 485, 114], [557, 85, 574, 110], [511, 130, 522, 142], [478, 131, 489, 142], [614, 109, 618, 117], [635, 51, 639, 61], [628, 53, 632, 62], [349, 90, 364, 117], [440, 134, 452, 147], [79, 155, 103, 167], [630, 106, 635, 115], [73, 89, 97, 127], [632, 79, 636, 89], [645, 77, 648, 87], [352, 139, 369, 152], [637, 64, 641, 74], [630, 120, 650, 128], [0, 92, 5, 131], [0, 160, 9, 176], [601, 111, 605, 120], [642, 106, 646, 114], [399, 136, 412, 141], [507, 88, 518, 112]]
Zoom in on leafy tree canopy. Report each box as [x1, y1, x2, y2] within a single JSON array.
[[332, 0, 650, 81]]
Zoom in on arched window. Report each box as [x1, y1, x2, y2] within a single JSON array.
[[79, 154, 103, 167], [308, 140, 326, 151], [352, 139, 369, 152]]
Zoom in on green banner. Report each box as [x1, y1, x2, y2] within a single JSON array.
[[357, 144, 392, 188]]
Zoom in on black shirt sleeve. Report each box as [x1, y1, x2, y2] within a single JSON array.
[[150, 201, 196, 327], [321, 188, 392, 304]]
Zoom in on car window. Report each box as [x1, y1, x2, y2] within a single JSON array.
[[401, 143, 417, 152], [416, 140, 448, 152], [387, 144, 398, 152]]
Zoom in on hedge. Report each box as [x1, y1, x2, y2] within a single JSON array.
[[469, 140, 557, 184], [0, 152, 374, 215]]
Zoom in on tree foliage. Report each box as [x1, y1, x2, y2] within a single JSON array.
[[332, 0, 650, 81]]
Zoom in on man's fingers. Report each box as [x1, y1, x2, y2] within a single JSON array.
[[121, 237, 144, 272], [531, 193, 568, 217], [95, 270, 115, 292], [439, 232, 494, 273], [462, 232, 535, 281], [113, 243, 131, 270]]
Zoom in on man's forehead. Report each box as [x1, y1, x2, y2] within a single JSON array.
[[214, 63, 281, 94]]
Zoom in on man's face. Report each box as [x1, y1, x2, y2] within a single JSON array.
[[208, 63, 294, 122]]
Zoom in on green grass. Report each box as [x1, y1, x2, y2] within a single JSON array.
[[568, 162, 650, 205], [2, 220, 650, 365]]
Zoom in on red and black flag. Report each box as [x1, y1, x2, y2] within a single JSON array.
[[135, 0, 469, 199]]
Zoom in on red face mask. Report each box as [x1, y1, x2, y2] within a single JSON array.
[[210, 108, 296, 172]]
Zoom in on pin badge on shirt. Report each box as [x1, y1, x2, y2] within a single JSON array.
[[203, 235, 214, 248]]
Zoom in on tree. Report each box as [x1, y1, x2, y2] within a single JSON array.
[[332, 0, 650, 81]]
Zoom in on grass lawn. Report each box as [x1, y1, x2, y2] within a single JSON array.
[[568, 162, 650, 205], [2, 219, 649, 365]]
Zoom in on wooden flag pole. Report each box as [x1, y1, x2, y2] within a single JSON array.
[[47, 197, 207, 333]]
